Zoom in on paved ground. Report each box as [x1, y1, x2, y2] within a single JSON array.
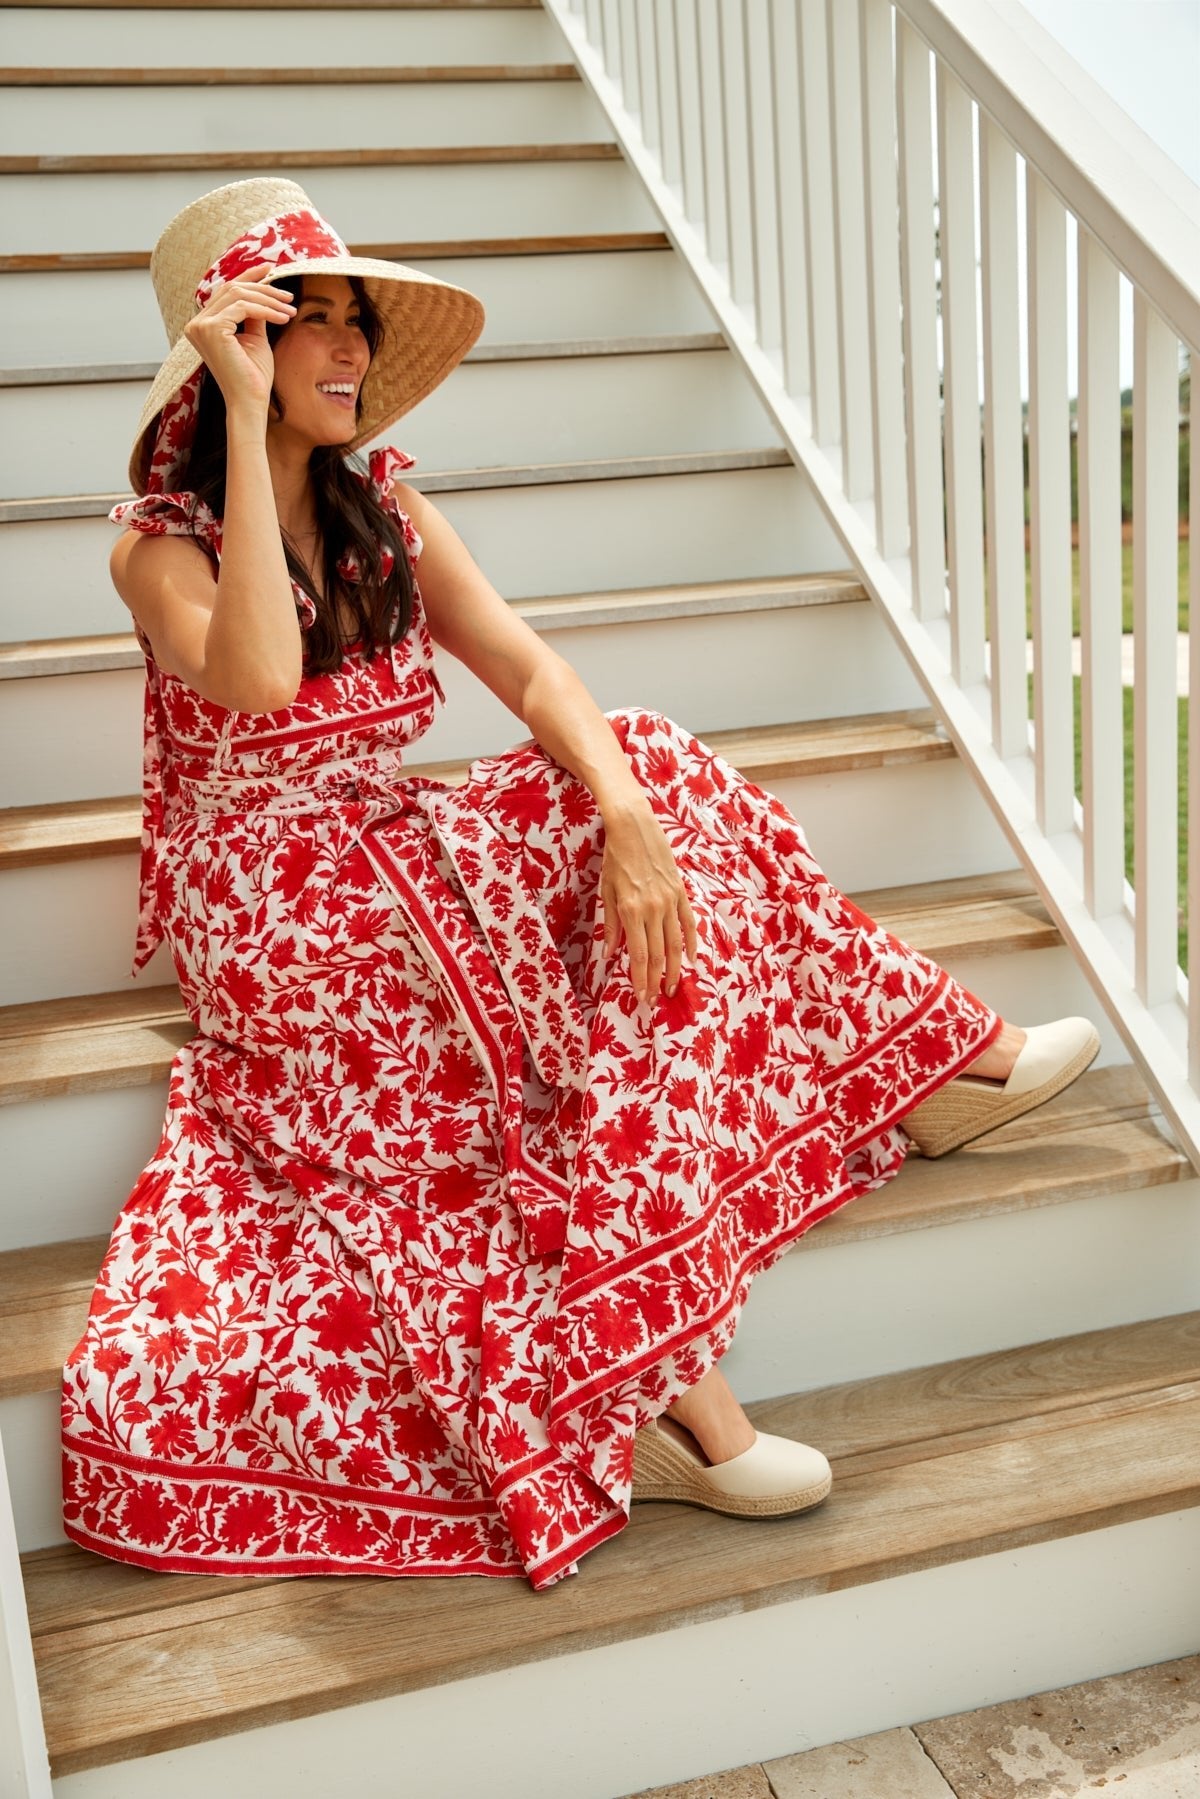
[[618, 1652, 1200, 1799], [1020, 633, 1191, 694]]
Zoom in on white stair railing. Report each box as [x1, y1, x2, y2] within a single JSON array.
[[543, 0, 1200, 1166], [0, 1428, 51, 1799]]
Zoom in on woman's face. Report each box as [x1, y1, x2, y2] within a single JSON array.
[[268, 274, 372, 450]]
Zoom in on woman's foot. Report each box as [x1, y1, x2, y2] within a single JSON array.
[[960, 1018, 1026, 1084], [662, 1364, 757, 1466]]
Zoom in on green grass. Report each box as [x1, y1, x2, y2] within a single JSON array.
[[1027, 672, 1190, 974]]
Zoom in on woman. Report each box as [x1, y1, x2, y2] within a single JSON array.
[[62, 179, 1100, 1592]]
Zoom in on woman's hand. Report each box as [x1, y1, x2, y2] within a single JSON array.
[[600, 799, 700, 1005], [181, 261, 296, 417]]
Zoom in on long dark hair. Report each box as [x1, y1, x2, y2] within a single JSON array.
[[183, 273, 414, 673]]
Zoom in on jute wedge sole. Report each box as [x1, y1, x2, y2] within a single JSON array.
[[901, 1017, 1102, 1159], [631, 1416, 833, 1518]]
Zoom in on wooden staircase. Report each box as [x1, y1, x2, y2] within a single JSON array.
[[1, 1, 1198, 1794]]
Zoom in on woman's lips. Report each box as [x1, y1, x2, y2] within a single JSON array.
[[318, 388, 356, 410]]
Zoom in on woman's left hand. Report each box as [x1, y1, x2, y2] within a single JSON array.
[[599, 800, 700, 1005]]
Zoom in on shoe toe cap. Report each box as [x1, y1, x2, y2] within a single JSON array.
[[703, 1431, 831, 1498]]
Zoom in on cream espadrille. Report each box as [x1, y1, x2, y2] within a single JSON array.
[[900, 1016, 1101, 1159], [631, 1414, 832, 1518]]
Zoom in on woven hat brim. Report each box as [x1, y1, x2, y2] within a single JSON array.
[[129, 254, 485, 495]]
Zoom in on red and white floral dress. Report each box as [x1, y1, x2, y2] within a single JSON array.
[[62, 446, 1002, 1591]]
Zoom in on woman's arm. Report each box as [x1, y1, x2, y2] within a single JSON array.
[[111, 266, 303, 712], [399, 483, 699, 1001]]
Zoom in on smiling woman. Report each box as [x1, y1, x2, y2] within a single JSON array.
[[65, 175, 1100, 1597]]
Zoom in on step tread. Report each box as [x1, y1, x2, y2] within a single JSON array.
[[2, 64, 581, 84], [0, 574, 865, 685], [23, 1307, 1200, 1775], [0, 333, 729, 387], [0, 447, 792, 522], [0, 234, 671, 276], [1, 142, 621, 176], [1, 1062, 1187, 1405], [0, 853, 1059, 1107], [0, 698, 929, 872]]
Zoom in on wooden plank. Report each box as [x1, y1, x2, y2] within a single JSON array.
[[0, 332, 728, 388], [0, 704, 949, 871], [0, 64, 579, 85], [2, 1065, 1186, 1403], [0, 449, 795, 522], [0, 635, 143, 679], [0, 234, 670, 275], [25, 1312, 1200, 1772], [0, 142, 620, 175]]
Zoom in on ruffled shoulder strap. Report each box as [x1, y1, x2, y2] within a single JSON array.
[[363, 445, 424, 566], [108, 489, 221, 542]]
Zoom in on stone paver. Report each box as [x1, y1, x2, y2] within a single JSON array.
[[620, 1765, 774, 1799], [765, 1725, 954, 1796], [913, 1652, 1200, 1799]]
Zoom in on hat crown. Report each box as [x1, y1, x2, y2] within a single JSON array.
[[150, 176, 317, 347]]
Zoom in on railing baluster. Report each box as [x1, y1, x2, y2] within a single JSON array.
[[799, 0, 841, 449], [936, 65, 985, 683], [858, 0, 905, 556], [655, 0, 683, 195], [599, 0, 620, 83], [1077, 227, 1125, 920], [717, 0, 755, 316], [674, 1, 706, 230], [826, 0, 872, 501], [979, 113, 1027, 754], [770, 0, 810, 400], [697, 0, 730, 276], [584, 0, 602, 43], [744, 0, 781, 360], [636, 0, 661, 152], [1026, 167, 1074, 833], [1132, 292, 1182, 1005], [618, 0, 639, 116], [895, 15, 942, 618]]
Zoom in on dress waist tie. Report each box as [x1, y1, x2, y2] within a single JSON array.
[[174, 753, 590, 1103]]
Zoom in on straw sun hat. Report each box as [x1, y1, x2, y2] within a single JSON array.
[[128, 176, 486, 496]]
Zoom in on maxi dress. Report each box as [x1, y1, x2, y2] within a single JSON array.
[[62, 445, 1003, 1592]]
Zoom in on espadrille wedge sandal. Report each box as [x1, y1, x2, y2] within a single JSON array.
[[900, 1015, 1101, 1159], [631, 1413, 832, 1518]]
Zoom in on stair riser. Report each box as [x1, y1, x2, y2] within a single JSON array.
[[8, 1175, 1195, 1557], [3, 80, 612, 159], [0, 350, 778, 500], [1, 753, 997, 1004], [0, 5, 564, 67], [43, 1507, 1200, 1798], [0, 250, 717, 371], [0, 947, 1116, 1251], [1, 160, 659, 256], [0, 463, 841, 638], [0, 601, 920, 808]]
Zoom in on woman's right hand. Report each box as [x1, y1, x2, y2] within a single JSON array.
[[181, 261, 297, 416]]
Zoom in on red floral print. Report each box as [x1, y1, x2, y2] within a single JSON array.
[[63, 448, 1003, 1591]]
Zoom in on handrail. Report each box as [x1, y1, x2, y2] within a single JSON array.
[[543, 0, 1200, 1166]]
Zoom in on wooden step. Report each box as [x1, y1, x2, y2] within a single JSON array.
[[1, 1062, 1186, 1408], [0, 141, 620, 176], [0, 449, 794, 525], [0, 569, 858, 681], [0, 332, 728, 389], [0, 858, 1063, 1108], [0, 692, 919, 872], [0, 233, 670, 275], [1, 64, 580, 85], [22, 1305, 1200, 1776]]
